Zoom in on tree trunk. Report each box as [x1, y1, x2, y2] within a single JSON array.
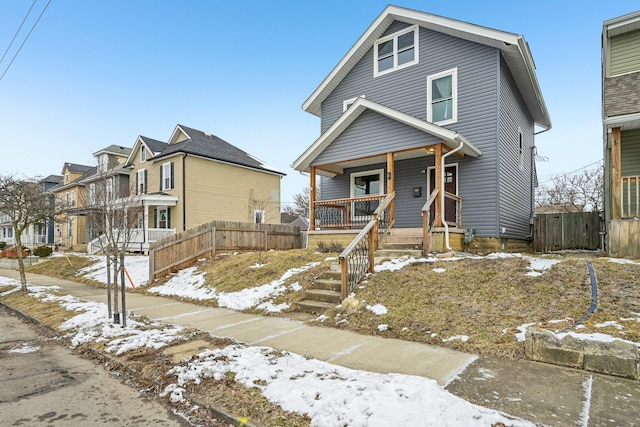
[[14, 232, 28, 292]]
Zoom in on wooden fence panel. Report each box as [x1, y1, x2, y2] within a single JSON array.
[[149, 221, 302, 280], [534, 212, 602, 253], [608, 220, 640, 259]]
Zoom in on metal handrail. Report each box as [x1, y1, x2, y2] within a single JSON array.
[[338, 192, 395, 299]]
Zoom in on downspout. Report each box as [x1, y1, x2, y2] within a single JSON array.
[[441, 136, 465, 251], [182, 153, 187, 231]]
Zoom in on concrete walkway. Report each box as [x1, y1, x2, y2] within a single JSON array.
[[1, 269, 639, 426]]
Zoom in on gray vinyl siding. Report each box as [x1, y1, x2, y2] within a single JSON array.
[[316, 22, 502, 236], [498, 56, 535, 240], [314, 110, 443, 165], [610, 30, 640, 76], [319, 158, 433, 228], [621, 128, 640, 176]]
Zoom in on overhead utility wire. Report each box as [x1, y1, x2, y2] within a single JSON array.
[[0, 0, 37, 66], [538, 160, 603, 184], [0, 0, 53, 81]]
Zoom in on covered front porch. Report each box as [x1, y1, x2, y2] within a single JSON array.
[[87, 193, 178, 254]]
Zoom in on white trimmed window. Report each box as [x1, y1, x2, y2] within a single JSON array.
[[137, 169, 147, 195], [374, 25, 418, 77], [427, 68, 458, 125], [140, 146, 147, 162], [343, 95, 365, 112], [98, 153, 108, 172], [254, 209, 265, 224], [88, 183, 96, 205], [161, 162, 174, 190], [350, 169, 384, 219], [106, 177, 114, 200]]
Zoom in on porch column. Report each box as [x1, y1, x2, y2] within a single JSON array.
[[611, 127, 622, 220], [144, 202, 150, 238], [434, 143, 443, 227], [310, 166, 316, 230], [386, 152, 395, 223]]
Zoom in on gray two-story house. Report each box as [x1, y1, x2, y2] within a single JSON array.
[[293, 5, 551, 253], [602, 10, 640, 258]]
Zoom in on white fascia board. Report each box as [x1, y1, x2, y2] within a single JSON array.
[[292, 98, 480, 172], [123, 136, 145, 167], [168, 125, 190, 144], [604, 112, 640, 127], [516, 37, 552, 130], [301, 5, 523, 117]]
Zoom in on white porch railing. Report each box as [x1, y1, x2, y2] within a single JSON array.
[[87, 228, 176, 254]]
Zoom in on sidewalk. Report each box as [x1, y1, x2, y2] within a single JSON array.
[[2, 269, 639, 426]]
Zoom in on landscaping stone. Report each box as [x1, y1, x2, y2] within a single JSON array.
[[525, 330, 639, 380]]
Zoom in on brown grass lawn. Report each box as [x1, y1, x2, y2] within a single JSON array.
[[23, 250, 640, 360]]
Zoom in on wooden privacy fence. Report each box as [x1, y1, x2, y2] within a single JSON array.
[[533, 211, 602, 253], [149, 220, 302, 280]]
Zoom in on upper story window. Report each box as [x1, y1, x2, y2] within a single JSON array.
[[140, 146, 147, 162], [137, 169, 147, 195], [98, 153, 108, 173], [427, 68, 458, 125], [374, 25, 419, 77], [106, 177, 114, 200], [161, 162, 174, 190], [88, 183, 96, 205], [343, 95, 365, 112]]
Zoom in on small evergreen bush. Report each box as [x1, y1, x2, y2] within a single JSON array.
[[33, 245, 53, 258]]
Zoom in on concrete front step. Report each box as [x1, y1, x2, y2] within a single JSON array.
[[295, 300, 337, 314], [375, 249, 424, 259], [384, 235, 423, 245], [313, 278, 341, 292], [305, 289, 342, 304]]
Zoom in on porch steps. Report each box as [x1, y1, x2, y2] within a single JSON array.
[[295, 269, 342, 314], [376, 228, 425, 261]]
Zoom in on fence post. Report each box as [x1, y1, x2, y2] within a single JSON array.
[[148, 245, 155, 283]]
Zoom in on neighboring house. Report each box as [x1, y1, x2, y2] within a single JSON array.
[[50, 163, 95, 248], [602, 10, 640, 258], [118, 124, 285, 251], [292, 5, 551, 252], [75, 145, 132, 244], [0, 175, 61, 247], [41, 174, 63, 244]]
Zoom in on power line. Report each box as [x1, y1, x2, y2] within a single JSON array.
[[0, 0, 37, 66], [0, 0, 53, 81], [538, 160, 603, 184]]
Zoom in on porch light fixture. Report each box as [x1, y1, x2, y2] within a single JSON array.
[[387, 172, 391, 180]]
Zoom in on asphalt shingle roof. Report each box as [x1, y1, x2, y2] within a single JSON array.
[[152, 125, 284, 176]]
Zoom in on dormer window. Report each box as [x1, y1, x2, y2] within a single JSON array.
[[374, 25, 418, 77], [140, 146, 147, 162], [98, 153, 108, 173]]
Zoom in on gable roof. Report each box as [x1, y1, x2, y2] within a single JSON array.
[[292, 97, 480, 175], [62, 163, 93, 175], [93, 144, 132, 157], [302, 4, 551, 130], [153, 125, 284, 176]]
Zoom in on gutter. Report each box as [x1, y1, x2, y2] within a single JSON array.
[[441, 136, 465, 251]]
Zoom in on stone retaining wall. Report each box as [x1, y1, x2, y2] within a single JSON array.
[[525, 330, 639, 380]]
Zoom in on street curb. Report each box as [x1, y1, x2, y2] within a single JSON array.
[[0, 299, 259, 426]]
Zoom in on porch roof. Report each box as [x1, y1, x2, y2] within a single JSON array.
[[291, 97, 481, 176], [120, 192, 178, 207]]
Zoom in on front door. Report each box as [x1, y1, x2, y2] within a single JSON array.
[[428, 165, 458, 225]]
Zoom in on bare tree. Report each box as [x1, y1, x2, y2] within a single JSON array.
[[283, 187, 311, 218], [0, 174, 61, 291], [82, 172, 142, 325], [536, 165, 603, 212]]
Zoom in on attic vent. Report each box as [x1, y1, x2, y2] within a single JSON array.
[[204, 132, 212, 137]]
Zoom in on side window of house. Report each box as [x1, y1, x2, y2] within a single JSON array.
[[374, 25, 419, 76], [106, 177, 114, 200], [518, 130, 524, 170], [140, 146, 147, 162], [89, 183, 96, 205], [427, 68, 458, 125], [161, 162, 174, 190], [254, 209, 265, 224]]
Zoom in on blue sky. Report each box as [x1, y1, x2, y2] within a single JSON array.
[[0, 1, 637, 209]]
